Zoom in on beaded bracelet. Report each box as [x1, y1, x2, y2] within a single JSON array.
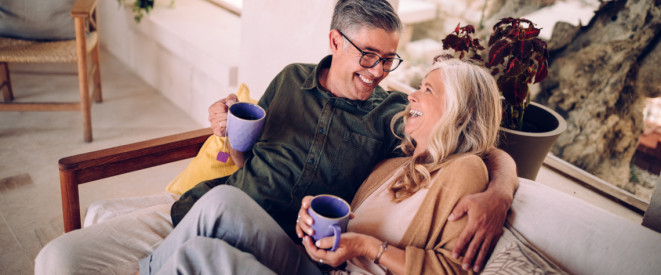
[[374, 240, 389, 265]]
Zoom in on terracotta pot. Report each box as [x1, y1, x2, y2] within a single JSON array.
[[498, 101, 567, 180]]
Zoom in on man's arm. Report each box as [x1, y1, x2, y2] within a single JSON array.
[[227, 141, 247, 168], [448, 148, 518, 272]]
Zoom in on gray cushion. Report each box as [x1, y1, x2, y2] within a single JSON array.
[[0, 0, 76, 41]]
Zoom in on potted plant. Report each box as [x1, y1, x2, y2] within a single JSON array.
[[118, 0, 174, 22], [441, 18, 567, 180]]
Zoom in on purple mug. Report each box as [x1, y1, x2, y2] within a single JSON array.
[[307, 195, 351, 252], [227, 102, 265, 152]]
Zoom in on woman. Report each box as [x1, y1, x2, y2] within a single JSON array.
[[296, 57, 502, 274], [139, 58, 502, 274]]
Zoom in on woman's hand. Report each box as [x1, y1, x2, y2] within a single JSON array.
[[301, 232, 373, 267], [295, 196, 355, 239], [208, 94, 238, 136], [295, 196, 315, 238]]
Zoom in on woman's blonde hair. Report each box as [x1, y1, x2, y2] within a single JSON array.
[[389, 58, 502, 202]]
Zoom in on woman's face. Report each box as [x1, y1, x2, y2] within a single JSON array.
[[405, 69, 447, 155]]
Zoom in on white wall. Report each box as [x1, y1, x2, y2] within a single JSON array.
[[238, 0, 336, 98], [98, 0, 401, 124], [238, 0, 400, 98], [98, 0, 241, 126]]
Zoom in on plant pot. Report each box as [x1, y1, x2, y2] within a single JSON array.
[[498, 101, 567, 180]]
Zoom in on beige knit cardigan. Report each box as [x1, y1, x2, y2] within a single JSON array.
[[350, 154, 488, 275]]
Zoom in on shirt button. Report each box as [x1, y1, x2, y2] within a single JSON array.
[[319, 128, 324, 134], [308, 158, 314, 164]]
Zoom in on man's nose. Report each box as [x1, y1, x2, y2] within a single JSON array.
[[368, 61, 386, 78]]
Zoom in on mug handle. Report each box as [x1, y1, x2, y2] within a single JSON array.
[[330, 224, 342, 252]]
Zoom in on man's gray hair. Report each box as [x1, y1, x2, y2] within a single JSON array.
[[330, 0, 402, 35]]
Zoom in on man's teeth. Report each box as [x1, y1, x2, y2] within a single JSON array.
[[410, 110, 423, 117], [359, 75, 373, 84]]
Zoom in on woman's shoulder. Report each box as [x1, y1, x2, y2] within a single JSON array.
[[433, 154, 489, 190], [444, 154, 486, 172], [368, 157, 408, 175]]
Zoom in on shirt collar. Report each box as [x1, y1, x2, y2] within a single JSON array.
[[301, 55, 332, 91]]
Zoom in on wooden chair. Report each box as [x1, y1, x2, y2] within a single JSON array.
[[0, 0, 102, 142]]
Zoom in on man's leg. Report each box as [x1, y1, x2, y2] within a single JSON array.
[[35, 203, 173, 275], [155, 236, 276, 275], [141, 185, 321, 275], [171, 176, 228, 227]]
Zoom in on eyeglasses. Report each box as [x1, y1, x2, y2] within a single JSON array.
[[338, 30, 403, 72]]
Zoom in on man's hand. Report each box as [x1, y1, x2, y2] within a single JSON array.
[[449, 147, 517, 272], [208, 94, 238, 136], [448, 188, 511, 272]]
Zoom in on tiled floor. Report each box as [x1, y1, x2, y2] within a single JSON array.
[[0, 48, 643, 274], [0, 49, 201, 274]]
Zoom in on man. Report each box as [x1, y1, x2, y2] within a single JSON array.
[[36, 0, 516, 273]]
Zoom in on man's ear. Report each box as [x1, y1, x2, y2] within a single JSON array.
[[329, 29, 342, 54]]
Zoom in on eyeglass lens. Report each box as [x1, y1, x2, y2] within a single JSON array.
[[360, 53, 400, 72]]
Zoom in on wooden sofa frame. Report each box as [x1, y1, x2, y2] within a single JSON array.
[[59, 128, 212, 232]]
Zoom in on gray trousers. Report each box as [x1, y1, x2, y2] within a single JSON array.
[[140, 185, 323, 275]]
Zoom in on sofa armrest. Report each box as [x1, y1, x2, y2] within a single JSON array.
[[59, 128, 212, 232]]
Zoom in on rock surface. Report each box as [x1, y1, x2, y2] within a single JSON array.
[[535, 0, 661, 190]]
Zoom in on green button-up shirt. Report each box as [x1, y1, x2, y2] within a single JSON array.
[[173, 55, 408, 240]]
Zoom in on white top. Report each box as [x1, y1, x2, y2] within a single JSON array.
[[332, 167, 436, 274]]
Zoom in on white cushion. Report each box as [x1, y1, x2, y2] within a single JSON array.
[[84, 193, 178, 228], [507, 179, 661, 274]]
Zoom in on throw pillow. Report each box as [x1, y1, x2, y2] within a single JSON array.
[[0, 0, 77, 40], [481, 242, 569, 275], [165, 83, 257, 195]]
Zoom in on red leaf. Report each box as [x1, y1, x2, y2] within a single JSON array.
[[520, 40, 534, 59], [525, 26, 541, 38], [441, 35, 461, 50], [473, 38, 485, 50], [533, 60, 548, 83], [506, 57, 526, 76], [531, 39, 548, 56], [501, 76, 529, 107], [488, 40, 510, 67]]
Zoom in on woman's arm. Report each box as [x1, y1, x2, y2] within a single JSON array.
[[401, 155, 491, 274], [302, 233, 407, 275]]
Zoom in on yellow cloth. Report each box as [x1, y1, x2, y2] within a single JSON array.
[[351, 154, 488, 275], [165, 83, 257, 195]]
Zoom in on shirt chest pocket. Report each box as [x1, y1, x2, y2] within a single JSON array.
[[330, 131, 384, 193]]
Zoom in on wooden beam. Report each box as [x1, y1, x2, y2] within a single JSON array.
[[543, 154, 648, 214], [0, 102, 80, 111]]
